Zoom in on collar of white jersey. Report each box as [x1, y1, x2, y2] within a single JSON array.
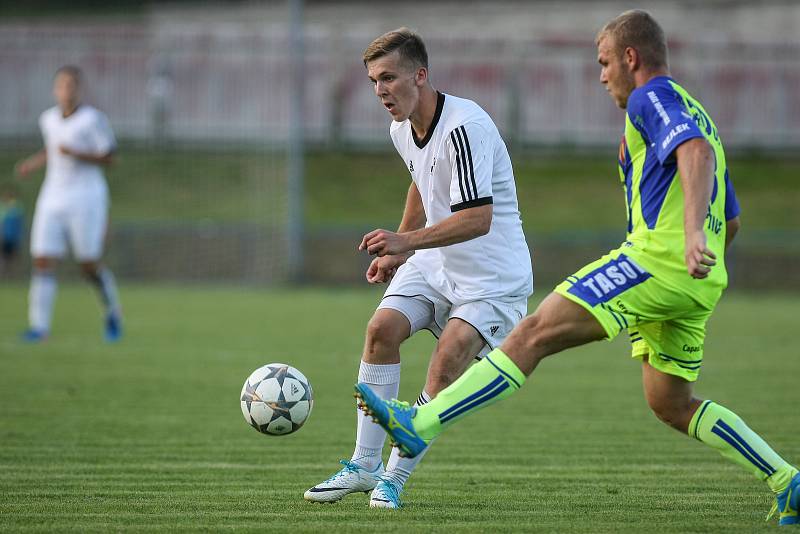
[[412, 92, 445, 149]]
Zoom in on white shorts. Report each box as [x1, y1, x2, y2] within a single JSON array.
[[30, 192, 108, 261], [378, 262, 528, 359]]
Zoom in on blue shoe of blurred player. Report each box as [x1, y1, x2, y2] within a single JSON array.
[[20, 329, 48, 343], [105, 312, 122, 342], [354, 383, 427, 458], [769, 471, 800, 525]]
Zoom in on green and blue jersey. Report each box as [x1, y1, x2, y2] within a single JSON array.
[[618, 76, 740, 308]]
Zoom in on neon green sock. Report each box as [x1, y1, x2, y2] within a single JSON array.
[[689, 400, 798, 493], [412, 348, 526, 441]]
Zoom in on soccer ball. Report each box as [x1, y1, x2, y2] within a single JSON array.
[[240, 363, 313, 436]]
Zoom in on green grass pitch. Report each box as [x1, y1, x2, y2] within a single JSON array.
[[0, 284, 797, 532]]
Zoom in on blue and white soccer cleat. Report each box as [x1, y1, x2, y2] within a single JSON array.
[[370, 476, 403, 509], [303, 460, 383, 503], [104, 312, 122, 342], [20, 329, 48, 343], [354, 383, 427, 458], [769, 471, 800, 526]]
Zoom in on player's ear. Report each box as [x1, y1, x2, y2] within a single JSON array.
[[414, 66, 428, 87], [623, 46, 639, 72]]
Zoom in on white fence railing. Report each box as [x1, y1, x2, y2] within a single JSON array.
[[2, 23, 799, 149]]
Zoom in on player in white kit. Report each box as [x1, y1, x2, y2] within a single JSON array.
[[304, 28, 533, 508], [15, 66, 122, 342]]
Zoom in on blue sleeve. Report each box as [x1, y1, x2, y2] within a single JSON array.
[[627, 83, 705, 164], [724, 170, 740, 221]]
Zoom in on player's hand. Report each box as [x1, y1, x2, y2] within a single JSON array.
[[365, 255, 405, 284], [359, 229, 411, 257], [14, 160, 34, 178], [58, 145, 75, 156], [685, 230, 716, 279]]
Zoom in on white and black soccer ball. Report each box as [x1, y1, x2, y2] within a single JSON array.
[[240, 363, 313, 436]]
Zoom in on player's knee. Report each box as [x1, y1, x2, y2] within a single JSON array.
[[364, 315, 404, 354], [79, 262, 100, 279], [33, 257, 55, 271], [516, 313, 556, 362]]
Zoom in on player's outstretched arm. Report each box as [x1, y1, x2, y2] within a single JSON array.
[[676, 137, 717, 279], [14, 149, 46, 178]]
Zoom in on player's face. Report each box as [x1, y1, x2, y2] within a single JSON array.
[[597, 36, 635, 109], [53, 73, 81, 111], [367, 51, 424, 122]]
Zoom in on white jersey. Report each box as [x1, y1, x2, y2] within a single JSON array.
[[389, 92, 533, 304], [38, 104, 116, 200]]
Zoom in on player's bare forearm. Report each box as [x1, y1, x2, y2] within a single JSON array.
[[359, 204, 491, 257], [386, 182, 426, 263], [677, 138, 715, 234], [676, 138, 717, 278], [14, 149, 46, 178], [73, 152, 114, 166], [397, 182, 426, 234], [725, 216, 740, 251], [405, 204, 492, 250]]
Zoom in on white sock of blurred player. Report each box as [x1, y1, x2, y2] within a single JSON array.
[[90, 266, 122, 317], [383, 389, 433, 486], [28, 270, 57, 333], [352, 360, 400, 471]]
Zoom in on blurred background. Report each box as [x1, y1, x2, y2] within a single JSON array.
[[1, 0, 798, 289]]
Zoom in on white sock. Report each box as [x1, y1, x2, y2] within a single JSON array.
[[352, 360, 401, 471], [28, 271, 57, 333], [93, 267, 121, 316], [384, 389, 433, 486]]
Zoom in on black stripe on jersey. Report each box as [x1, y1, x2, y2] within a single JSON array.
[[450, 196, 493, 212], [459, 125, 478, 199], [452, 128, 473, 201], [450, 130, 468, 203]]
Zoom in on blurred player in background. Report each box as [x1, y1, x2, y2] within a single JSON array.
[[304, 28, 533, 509], [356, 11, 800, 525], [0, 183, 24, 275], [14, 65, 122, 343]]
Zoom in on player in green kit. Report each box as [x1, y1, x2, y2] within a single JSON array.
[[355, 10, 799, 525]]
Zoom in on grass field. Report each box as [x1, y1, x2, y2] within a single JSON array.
[[0, 284, 797, 532]]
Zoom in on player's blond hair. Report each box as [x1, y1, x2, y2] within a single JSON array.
[[597, 10, 668, 70], [362, 27, 428, 70]]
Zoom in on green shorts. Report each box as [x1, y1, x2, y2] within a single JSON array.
[[554, 247, 714, 382]]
